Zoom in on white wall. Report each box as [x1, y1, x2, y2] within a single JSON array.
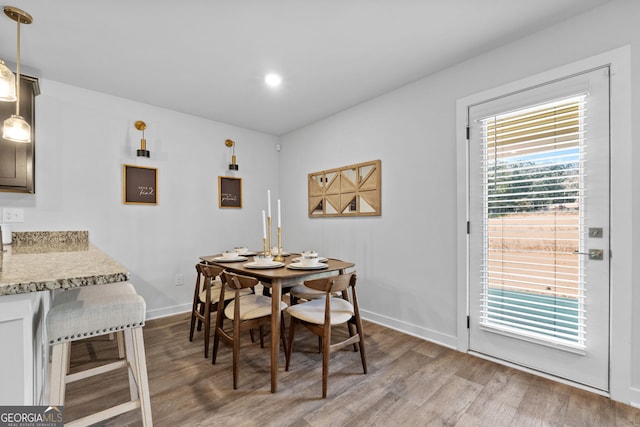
[[279, 0, 639, 405], [0, 80, 280, 318]]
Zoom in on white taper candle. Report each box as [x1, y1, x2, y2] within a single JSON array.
[[277, 199, 281, 227]]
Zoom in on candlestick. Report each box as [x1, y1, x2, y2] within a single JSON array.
[[267, 190, 272, 218], [277, 199, 281, 228], [263, 237, 267, 258], [262, 210, 266, 239], [274, 226, 284, 262]]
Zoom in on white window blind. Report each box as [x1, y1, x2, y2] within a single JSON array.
[[480, 95, 586, 348]]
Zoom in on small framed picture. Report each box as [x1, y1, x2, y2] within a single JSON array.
[[123, 164, 157, 205], [219, 176, 242, 208]]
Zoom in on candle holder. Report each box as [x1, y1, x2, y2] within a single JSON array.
[[263, 237, 268, 257], [273, 227, 284, 262]]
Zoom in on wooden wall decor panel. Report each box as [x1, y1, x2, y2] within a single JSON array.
[[308, 159, 381, 217]]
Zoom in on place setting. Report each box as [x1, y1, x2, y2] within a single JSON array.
[[287, 251, 329, 270], [244, 254, 285, 269], [211, 250, 249, 263]]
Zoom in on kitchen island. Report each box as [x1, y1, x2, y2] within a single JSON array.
[[0, 231, 129, 405]]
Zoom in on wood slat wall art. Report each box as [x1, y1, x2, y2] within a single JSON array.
[[308, 159, 381, 217]]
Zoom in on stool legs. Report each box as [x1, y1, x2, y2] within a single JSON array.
[[130, 327, 153, 427], [48, 327, 153, 427], [49, 342, 70, 406]]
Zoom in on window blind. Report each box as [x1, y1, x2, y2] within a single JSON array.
[[480, 95, 586, 348]]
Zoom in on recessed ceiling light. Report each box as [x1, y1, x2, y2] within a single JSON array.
[[264, 73, 282, 87]]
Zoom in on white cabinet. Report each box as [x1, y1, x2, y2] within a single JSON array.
[[0, 291, 50, 405]]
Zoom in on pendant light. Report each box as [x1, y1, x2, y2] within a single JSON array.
[[2, 6, 32, 143], [0, 60, 16, 102]]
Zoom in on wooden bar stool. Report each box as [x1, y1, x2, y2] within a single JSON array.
[[46, 282, 153, 427]]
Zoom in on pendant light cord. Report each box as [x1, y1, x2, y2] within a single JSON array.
[[15, 18, 20, 116]]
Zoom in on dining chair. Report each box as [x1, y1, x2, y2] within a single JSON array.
[[212, 270, 288, 389], [189, 263, 251, 358], [285, 272, 367, 398]]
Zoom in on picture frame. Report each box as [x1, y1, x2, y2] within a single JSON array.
[[123, 164, 158, 205], [218, 176, 242, 208]]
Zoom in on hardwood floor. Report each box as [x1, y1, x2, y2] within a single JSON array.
[[62, 312, 640, 426]]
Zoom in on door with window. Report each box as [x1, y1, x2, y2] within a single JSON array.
[[467, 67, 610, 390]]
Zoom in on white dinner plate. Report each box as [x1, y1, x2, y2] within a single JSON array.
[[244, 261, 285, 269], [238, 251, 257, 256], [287, 262, 328, 270], [292, 256, 328, 263], [212, 256, 248, 262]]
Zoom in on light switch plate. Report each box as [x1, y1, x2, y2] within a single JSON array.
[[3, 208, 24, 223]]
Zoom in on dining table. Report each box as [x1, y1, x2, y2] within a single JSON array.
[[199, 252, 355, 392]]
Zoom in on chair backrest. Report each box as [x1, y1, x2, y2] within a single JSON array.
[[221, 271, 260, 291], [304, 272, 355, 295], [195, 263, 224, 293]]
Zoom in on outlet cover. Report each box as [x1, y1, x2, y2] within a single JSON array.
[[175, 273, 183, 286], [3, 208, 24, 223]]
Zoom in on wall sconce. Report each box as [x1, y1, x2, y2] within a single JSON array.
[[225, 139, 238, 171], [135, 120, 150, 157], [2, 6, 33, 143]]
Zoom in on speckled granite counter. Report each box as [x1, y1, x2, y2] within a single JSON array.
[[0, 231, 129, 296]]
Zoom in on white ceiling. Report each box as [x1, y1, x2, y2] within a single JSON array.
[[0, 0, 611, 136]]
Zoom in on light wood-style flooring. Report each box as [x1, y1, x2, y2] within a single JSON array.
[[63, 312, 640, 426]]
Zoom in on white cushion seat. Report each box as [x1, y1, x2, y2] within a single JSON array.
[[47, 288, 146, 344], [53, 281, 137, 306], [287, 297, 354, 325], [290, 283, 340, 301], [225, 294, 287, 321]]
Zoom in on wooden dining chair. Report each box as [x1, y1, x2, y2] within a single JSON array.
[[189, 263, 251, 358], [212, 271, 288, 389], [285, 272, 367, 398]]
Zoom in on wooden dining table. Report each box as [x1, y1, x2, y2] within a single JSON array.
[[199, 252, 355, 392]]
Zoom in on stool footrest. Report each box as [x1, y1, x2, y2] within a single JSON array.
[[65, 400, 141, 427], [66, 360, 129, 384]]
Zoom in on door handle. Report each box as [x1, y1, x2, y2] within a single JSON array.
[[573, 249, 603, 260]]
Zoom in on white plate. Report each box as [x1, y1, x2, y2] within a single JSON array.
[[213, 256, 248, 262], [244, 261, 285, 269], [292, 256, 328, 263], [287, 262, 328, 270], [237, 251, 257, 256]]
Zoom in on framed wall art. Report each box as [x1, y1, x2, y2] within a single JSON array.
[[219, 176, 242, 208], [308, 159, 381, 217], [123, 164, 157, 205]]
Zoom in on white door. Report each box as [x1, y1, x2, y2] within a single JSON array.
[[467, 67, 610, 391]]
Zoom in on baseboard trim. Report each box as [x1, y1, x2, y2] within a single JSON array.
[[361, 309, 458, 350], [146, 303, 191, 321]]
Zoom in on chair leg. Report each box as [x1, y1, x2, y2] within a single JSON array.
[[130, 327, 153, 427], [232, 324, 240, 389], [322, 329, 330, 399], [355, 319, 367, 374], [285, 318, 296, 371], [117, 331, 126, 359], [212, 319, 222, 364], [203, 301, 211, 358], [124, 329, 139, 401], [197, 304, 205, 331], [49, 342, 70, 406]]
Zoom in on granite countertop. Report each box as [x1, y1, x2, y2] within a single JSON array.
[[0, 231, 129, 296]]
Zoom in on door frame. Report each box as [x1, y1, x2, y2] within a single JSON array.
[[455, 46, 632, 401]]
